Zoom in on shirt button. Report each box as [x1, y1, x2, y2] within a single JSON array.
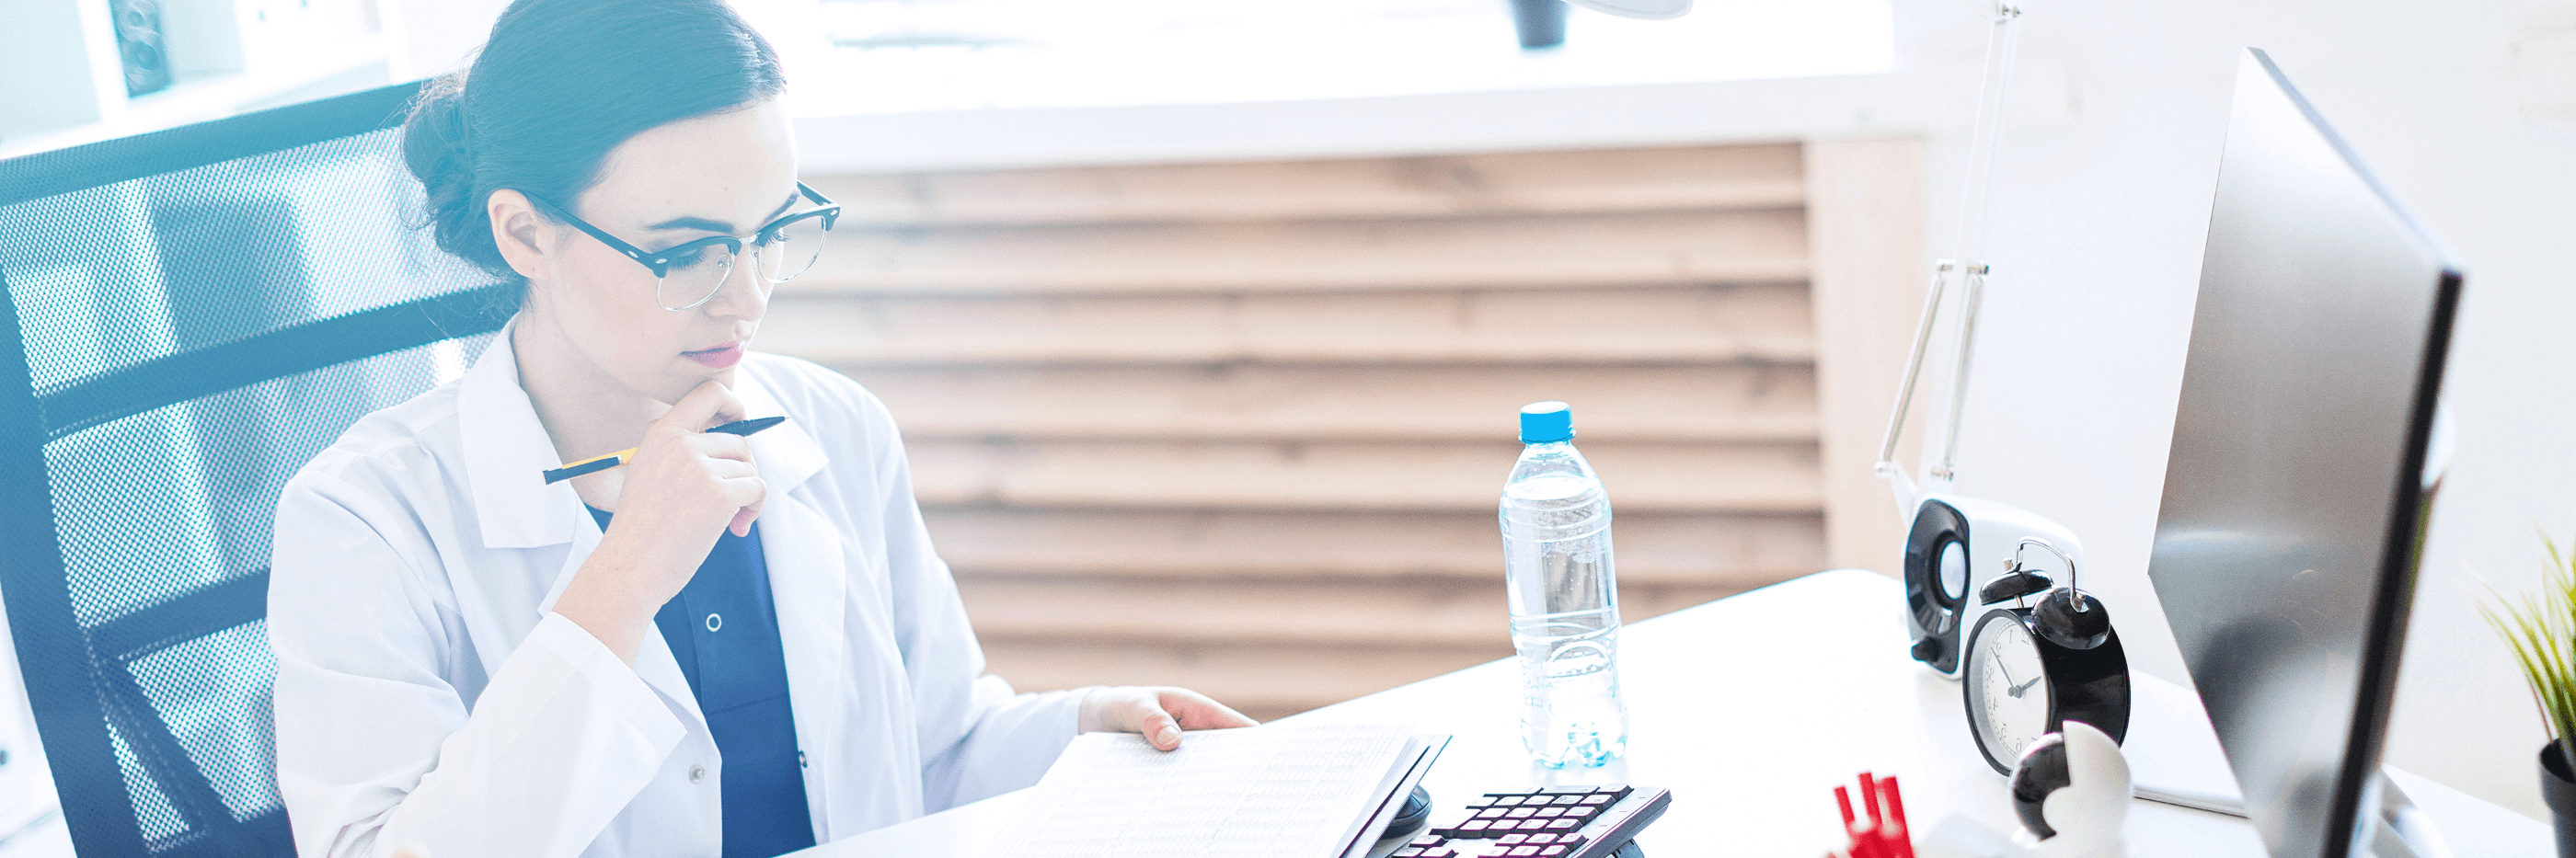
[[705, 613, 722, 632], [689, 764, 706, 784], [798, 751, 808, 768]]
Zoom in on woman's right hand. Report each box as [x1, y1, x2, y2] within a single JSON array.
[[553, 380, 768, 662]]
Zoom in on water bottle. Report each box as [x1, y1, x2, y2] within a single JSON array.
[[1501, 401, 1628, 768]]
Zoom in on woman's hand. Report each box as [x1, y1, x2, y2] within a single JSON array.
[[1078, 687, 1260, 750], [554, 380, 768, 662], [606, 380, 769, 549]]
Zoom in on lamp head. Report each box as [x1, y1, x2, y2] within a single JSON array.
[[1563, 0, 1693, 20]]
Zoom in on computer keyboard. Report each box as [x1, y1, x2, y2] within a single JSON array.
[[1393, 784, 1670, 858]]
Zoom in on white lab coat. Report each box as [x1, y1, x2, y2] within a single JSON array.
[[267, 315, 1083, 858]]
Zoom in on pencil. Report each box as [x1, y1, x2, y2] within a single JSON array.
[[541, 416, 787, 485]]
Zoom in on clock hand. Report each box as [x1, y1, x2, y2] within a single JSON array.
[[1994, 653, 2020, 689], [2009, 674, 2044, 698]]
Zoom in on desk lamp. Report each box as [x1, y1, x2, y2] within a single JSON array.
[[1581, 0, 2083, 678]]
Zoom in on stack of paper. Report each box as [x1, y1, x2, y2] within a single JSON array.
[[987, 724, 1447, 858]]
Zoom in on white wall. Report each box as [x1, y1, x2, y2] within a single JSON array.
[[1935, 0, 2576, 822], [789, 0, 2576, 819]]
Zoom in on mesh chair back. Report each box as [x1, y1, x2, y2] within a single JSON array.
[[0, 83, 515, 857]]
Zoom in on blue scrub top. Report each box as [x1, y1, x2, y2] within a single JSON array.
[[587, 506, 815, 858]]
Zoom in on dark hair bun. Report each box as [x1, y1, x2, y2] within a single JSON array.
[[401, 73, 511, 276], [395, 0, 787, 283]]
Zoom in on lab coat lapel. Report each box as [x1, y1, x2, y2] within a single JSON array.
[[732, 368, 848, 837], [758, 491, 849, 838]]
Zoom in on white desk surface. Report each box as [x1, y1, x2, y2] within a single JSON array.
[[809, 569, 2548, 856]]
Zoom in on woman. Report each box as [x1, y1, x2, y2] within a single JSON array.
[[265, 2, 1255, 856]]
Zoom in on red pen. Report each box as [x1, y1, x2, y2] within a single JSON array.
[[1832, 772, 1917, 858], [1835, 785, 1875, 858], [1860, 773, 1889, 858], [1881, 776, 1915, 858]]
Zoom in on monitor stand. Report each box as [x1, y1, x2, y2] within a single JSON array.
[[2362, 772, 2453, 858], [2138, 769, 2452, 858]]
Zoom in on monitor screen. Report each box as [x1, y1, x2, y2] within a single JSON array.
[[2146, 49, 2461, 858]]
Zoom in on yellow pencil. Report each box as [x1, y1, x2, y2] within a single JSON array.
[[540, 416, 785, 485]]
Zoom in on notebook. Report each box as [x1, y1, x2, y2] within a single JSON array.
[[986, 723, 1449, 858]]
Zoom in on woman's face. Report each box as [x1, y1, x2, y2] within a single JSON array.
[[523, 98, 800, 405]]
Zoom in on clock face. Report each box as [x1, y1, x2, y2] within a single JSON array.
[[1964, 611, 2053, 774]]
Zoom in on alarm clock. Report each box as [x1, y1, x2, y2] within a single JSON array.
[[1904, 494, 2084, 679], [1961, 539, 2131, 776]]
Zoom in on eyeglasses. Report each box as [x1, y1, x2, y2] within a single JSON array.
[[524, 182, 843, 311]]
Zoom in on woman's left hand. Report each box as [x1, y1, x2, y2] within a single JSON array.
[[1078, 686, 1259, 750]]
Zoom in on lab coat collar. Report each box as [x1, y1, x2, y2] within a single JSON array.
[[730, 364, 830, 501], [459, 315, 579, 550], [458, 315, 830, 550]]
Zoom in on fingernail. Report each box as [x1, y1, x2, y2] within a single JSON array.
[[1158, 726, 1181, 745]]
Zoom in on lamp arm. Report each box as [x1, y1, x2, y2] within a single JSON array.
[[1876, 2, 2025, 501], [1875, 261, 1954, 511]]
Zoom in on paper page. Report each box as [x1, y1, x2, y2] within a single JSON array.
[[1340, 736, 1447, 858], [987, 724, 1417, 858]]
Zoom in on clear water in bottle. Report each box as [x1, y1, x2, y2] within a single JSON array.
[[1501, 401, 1627, 769]]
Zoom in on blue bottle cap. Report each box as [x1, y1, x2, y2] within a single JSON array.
[[1519, 401, 1574, 444]]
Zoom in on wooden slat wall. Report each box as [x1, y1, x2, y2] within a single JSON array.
[[1804, 138, 1931, 578], [765, 143, 1838, 721]]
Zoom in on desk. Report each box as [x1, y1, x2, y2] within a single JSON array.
[[811, 570, 2550, 856]]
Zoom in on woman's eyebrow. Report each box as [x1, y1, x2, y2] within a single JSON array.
[[644, 190, 804, 234]]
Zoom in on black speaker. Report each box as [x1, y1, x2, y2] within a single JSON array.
[[110, 0, 174, 97]]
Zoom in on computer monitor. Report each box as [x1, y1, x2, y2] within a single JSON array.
[[2146, 49, 2462, 858]]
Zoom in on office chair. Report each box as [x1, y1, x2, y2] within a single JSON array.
[[0, 82, 515, 857]]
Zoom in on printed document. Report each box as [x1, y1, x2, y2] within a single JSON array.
[[987, 723, 1426, 858]]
